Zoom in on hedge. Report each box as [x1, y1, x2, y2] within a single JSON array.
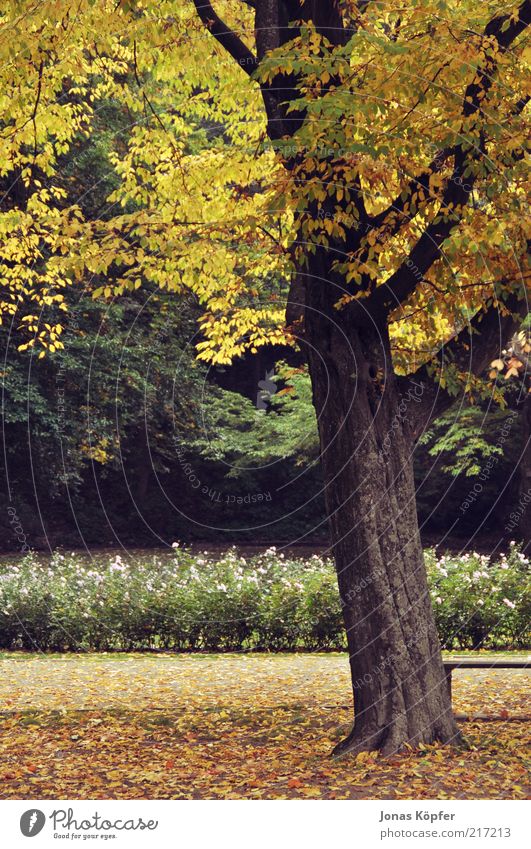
[[0, 544, 528, 652]]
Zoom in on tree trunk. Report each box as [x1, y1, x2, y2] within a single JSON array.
[[191, 0, 527, 759], [302, 265, 461, 756]]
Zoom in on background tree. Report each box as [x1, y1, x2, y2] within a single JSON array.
[[490, 324, 531, 548]]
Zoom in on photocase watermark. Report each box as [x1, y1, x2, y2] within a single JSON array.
[[174, 445, 271, 504], [174, 444, 202, 491], [6, 505, 30, 552], [337, 563, 432, 692], [339, 564, 387, 609], [316, 207, 375, 234], [19, 807, 158, 839], [51, 807, 158, 836], [351, 630, 428, 691], [404, 256, 424, 285], [379, 380, 425, 458], [55, 305, 82, 438], [20, 809, 46, 837], [204, 488, 272, 505], [459, 411, 518, 514], [256, 368, 277, 410], [505, 487, 531, 533]]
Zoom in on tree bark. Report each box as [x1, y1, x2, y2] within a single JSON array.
[[302, 259, 461, 755]]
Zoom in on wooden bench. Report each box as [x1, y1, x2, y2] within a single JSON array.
[[443, 657, 530, 700]]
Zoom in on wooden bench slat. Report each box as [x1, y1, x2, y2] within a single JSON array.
[[443, 659, 530, 669], [442, 658, 529, 702]]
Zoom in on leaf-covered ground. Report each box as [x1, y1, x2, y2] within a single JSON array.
[[0, 654, 529, 799]]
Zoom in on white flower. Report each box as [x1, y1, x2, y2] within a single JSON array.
[[478, 600, 484, 606], [503, 598, 516, 609], [171, 542, 179, 549], [435, 597, 443, 605]]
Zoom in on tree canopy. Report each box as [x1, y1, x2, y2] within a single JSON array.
[[1, 0, 528, 381]]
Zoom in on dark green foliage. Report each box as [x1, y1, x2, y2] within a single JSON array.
[[419, 406, 518, 478], [1, 94, 527, 550]]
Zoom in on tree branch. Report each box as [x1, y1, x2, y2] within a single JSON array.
[[367, 0, 530, 317], [368, 147, 455, 239], [399, 289, 529, 438], [191, 0, 258, 75]]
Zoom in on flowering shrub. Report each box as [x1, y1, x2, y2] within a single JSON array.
[[426, 543, 530, 650], [0, 545, 528, 652]]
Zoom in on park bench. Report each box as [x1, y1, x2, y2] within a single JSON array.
[[443, 657, 530, 700]]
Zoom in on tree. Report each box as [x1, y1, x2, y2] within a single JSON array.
[[1, 0, 529, 755], [182, 0, 529, 755]]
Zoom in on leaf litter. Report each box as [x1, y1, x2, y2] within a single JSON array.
[[0, 653, 529, 799]]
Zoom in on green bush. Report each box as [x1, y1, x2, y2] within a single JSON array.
[[425, 543, 530, 650], [0, 545, 528, 652]]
